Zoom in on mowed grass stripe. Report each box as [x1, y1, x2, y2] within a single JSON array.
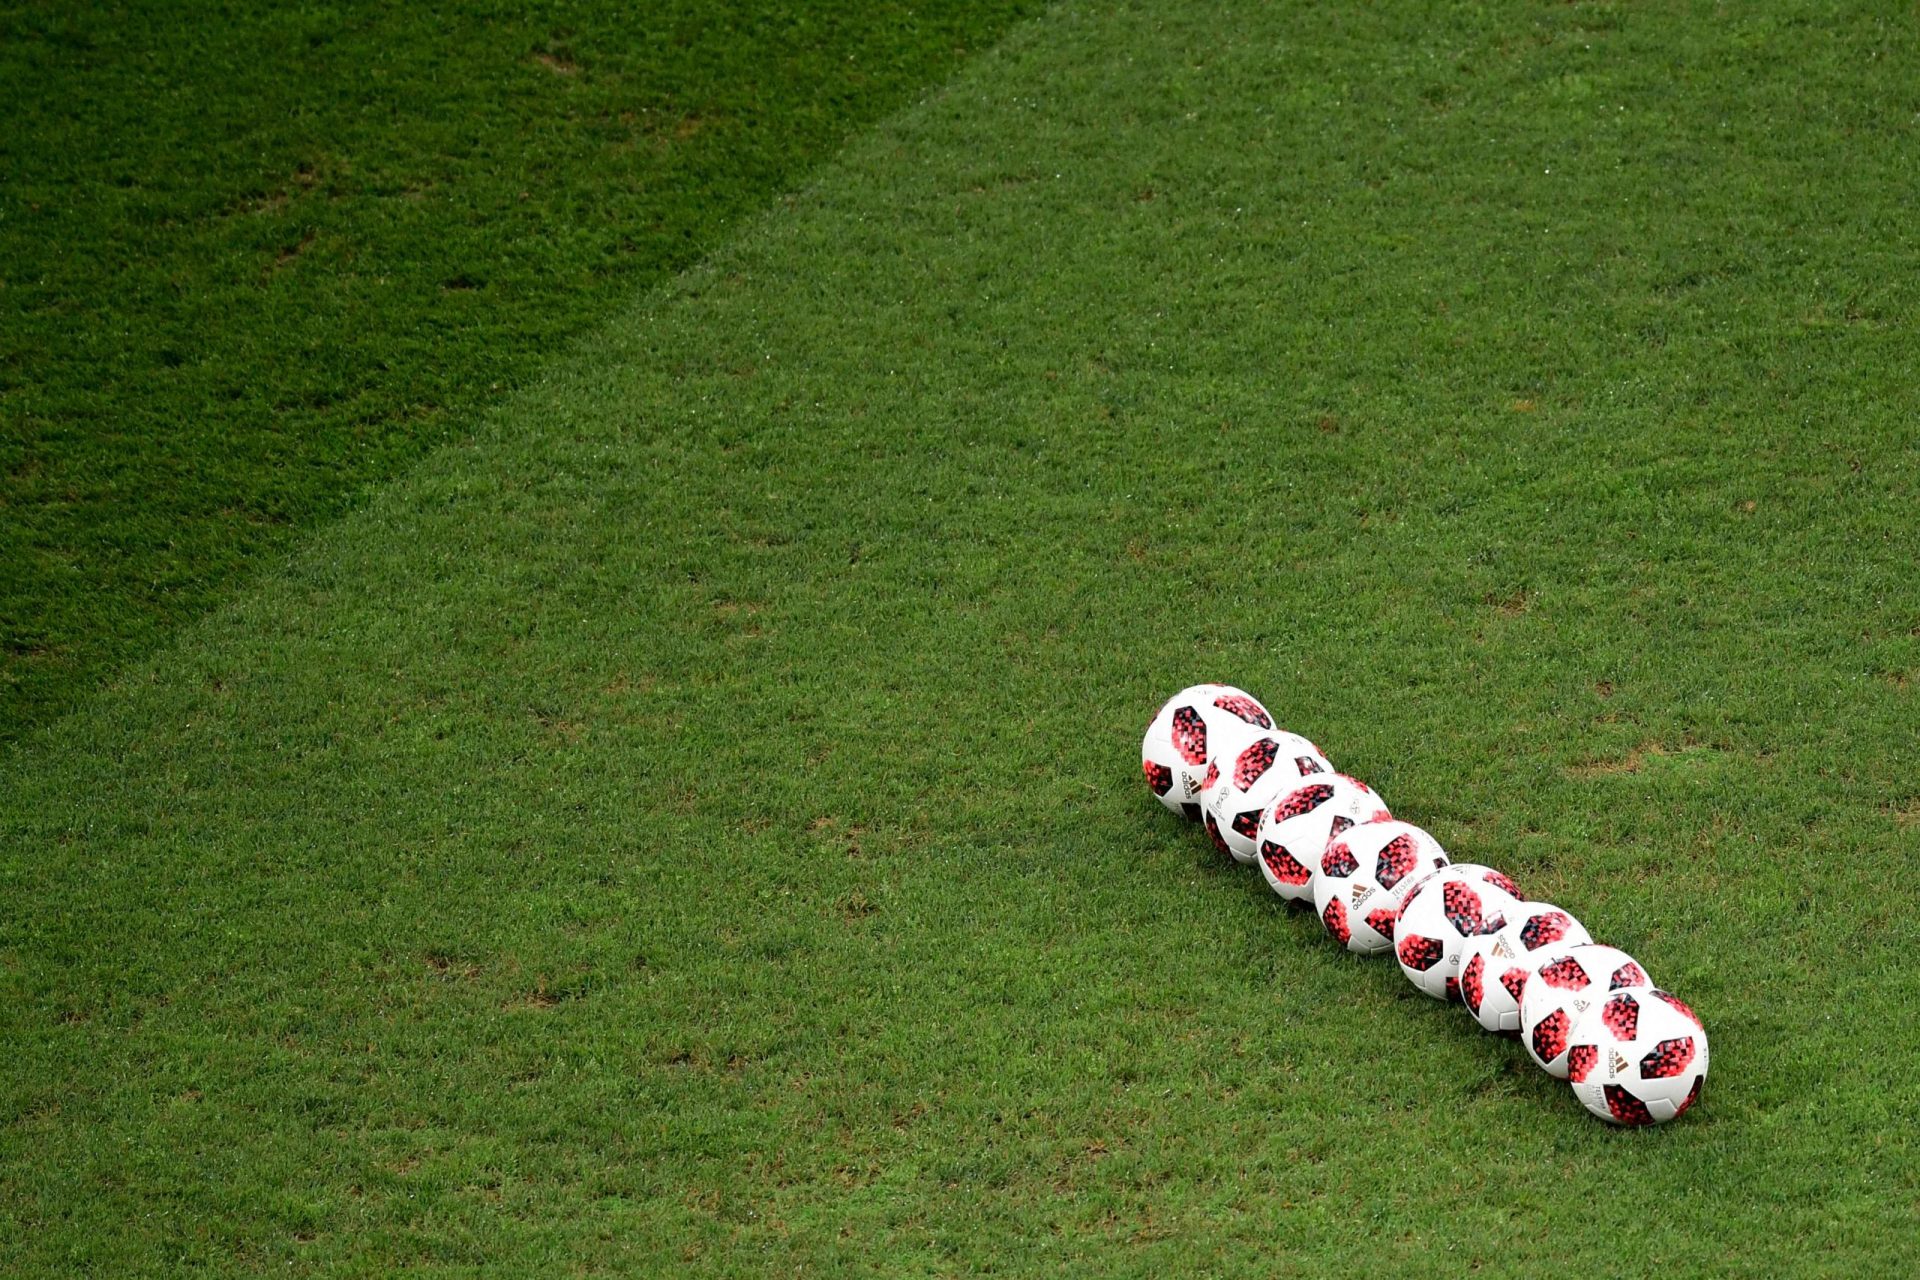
[[5, 0, 1920, 1272], [0, 0, 1040, 741]]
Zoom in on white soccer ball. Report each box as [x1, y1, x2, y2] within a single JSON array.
[[1200, 730, 1334, 863], [1312, 820, 1449, 954], [1458, 902, 1593, 1034], [1255, 774, 1391, 902], [1566, 987, 1708, 1125], [1140, 685, 1275, 821], [1391, 863, 1523, 1000], [1519, 943, 1653, 1077]]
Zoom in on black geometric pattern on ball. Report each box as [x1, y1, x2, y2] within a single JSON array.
[[1600, 992, 1639, 1042], [1640, 1036, 1696, 1080], [1272, 782, 1333, 822], [1535, 956, 1590, 991], [1321, 842, 1359, 878], [1171, 706, 1207, 765], [1203, 810, 1232, 859], [1213, 693, 1272, 729], [1461, 952, 1485, 1012], [1531, 1009, 1570, 1064], [1609, 961, 1649, 990], [1374, 835, 1419, 890], [1655, 990, 1702, 1028], [1442, 882, 1499, 938], [1233, 738, 1278, 789], [1260, 840, 1312, 886], [1518, 911, 1573, 950], [1323, 897, 1350, 945], [1398, 935, 1443, 972], [1363, 907, 1398, 939], [1604, 1085, 1656, 1126]]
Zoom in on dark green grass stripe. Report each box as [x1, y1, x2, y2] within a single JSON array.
[[0, 0, 1041, 743]]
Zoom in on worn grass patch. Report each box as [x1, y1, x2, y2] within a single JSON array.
[[4, 0, 1920, 1273]]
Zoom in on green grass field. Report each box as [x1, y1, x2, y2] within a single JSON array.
[[5, 0, 1920, 1273], [0, 0, 1035, 740]]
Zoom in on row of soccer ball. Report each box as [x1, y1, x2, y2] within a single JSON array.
[[1142, 682, 1708, 1126]]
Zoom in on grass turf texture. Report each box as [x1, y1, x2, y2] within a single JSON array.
[[0, 0, 1037, 742], [5, 0, 1920, 1271]]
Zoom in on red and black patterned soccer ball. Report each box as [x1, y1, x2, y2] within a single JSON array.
[[1566, 986, 1708, 1125], [1458, 902, 1593, 1034], [1390, 863, 1524, 1000], [1518, 942, 1652, 1077], [1255, 774, 1391, 903], [1200, 729, 1334, 864], [1140, 685, 1272, 821], [1311, 820, 1450, 955]]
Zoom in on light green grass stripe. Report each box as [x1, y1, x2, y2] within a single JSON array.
[[4, 1, 1919, 1273]]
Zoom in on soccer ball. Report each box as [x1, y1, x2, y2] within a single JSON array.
[[1200, 730, 1334, 863], [1201, 806, 1238, 862], [1519, 943, 1653, 1077], [1140, 685, 1275, 821], [1312, 820, 1449, 954], [1255, 774, 1391, 902], [1392, 864, 1523, 1000], [1566, 987, 1708, 1125], [1459, 902, 1593, 1034]]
